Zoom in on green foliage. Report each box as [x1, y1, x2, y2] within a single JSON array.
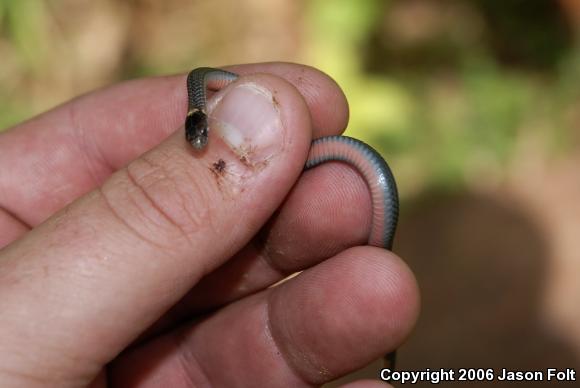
[[2, 0, 48, 72], [0, 0, 578, 193], [305, 0, 579, 192]]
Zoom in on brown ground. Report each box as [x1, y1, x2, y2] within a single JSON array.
[[330, 148, 580, 386]]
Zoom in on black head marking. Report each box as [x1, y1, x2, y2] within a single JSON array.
[[185, 109, 208, 149]]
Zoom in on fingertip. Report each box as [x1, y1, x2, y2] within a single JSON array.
[[205, 71, 313, 184], [287, 63, 349, 136], [227, 62, 349, 136], [314, 246, 420, 348], [357, 247, 421, 347], [267, 246, 419, 383]]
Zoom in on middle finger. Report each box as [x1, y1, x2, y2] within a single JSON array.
[[149, 160, 374, 334]]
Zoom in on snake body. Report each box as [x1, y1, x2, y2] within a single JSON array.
[[185, 67, 400, 367], [185, 67, 238, 149]]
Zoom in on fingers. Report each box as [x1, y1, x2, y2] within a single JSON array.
[[0, 210, 28, 247], [0, 74, 313, 386], [109, 247, 420, 387], [152, 161, 373, 330], [266, 248, 417, 384], [0, 62, 348, 229], [228, 62, 349, 137]]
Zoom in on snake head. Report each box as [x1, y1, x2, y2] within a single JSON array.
[[185, 109, 208, 149]]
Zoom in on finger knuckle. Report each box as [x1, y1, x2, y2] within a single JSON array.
[[100, 149, 215, 250]]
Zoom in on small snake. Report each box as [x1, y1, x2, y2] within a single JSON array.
[[185, 67, 400, 368]]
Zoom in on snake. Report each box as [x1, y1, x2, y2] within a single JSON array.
[[185, 67, 400, 369]]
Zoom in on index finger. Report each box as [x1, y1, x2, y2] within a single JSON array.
[[0, 62, 349, 228]]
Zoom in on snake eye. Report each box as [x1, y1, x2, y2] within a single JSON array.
[[185, 110, 208, 149]]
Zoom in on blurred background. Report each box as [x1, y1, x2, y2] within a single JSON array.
[[1, 0, 579, 385]]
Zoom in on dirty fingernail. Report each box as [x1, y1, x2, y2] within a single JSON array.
[[210, 82, 283, 162]]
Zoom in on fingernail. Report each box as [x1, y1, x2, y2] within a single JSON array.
[[209, 82, 283, 163]]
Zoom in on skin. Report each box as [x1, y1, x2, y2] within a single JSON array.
[[0, 62, 420, 387]]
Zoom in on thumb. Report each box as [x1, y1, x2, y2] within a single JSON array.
[[0, 73, 311, 386]]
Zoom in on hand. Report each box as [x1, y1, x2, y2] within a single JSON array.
[[0, 63, 419, 387]]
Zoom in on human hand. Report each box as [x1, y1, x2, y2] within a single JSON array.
[[0, 62, 419, 387]]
